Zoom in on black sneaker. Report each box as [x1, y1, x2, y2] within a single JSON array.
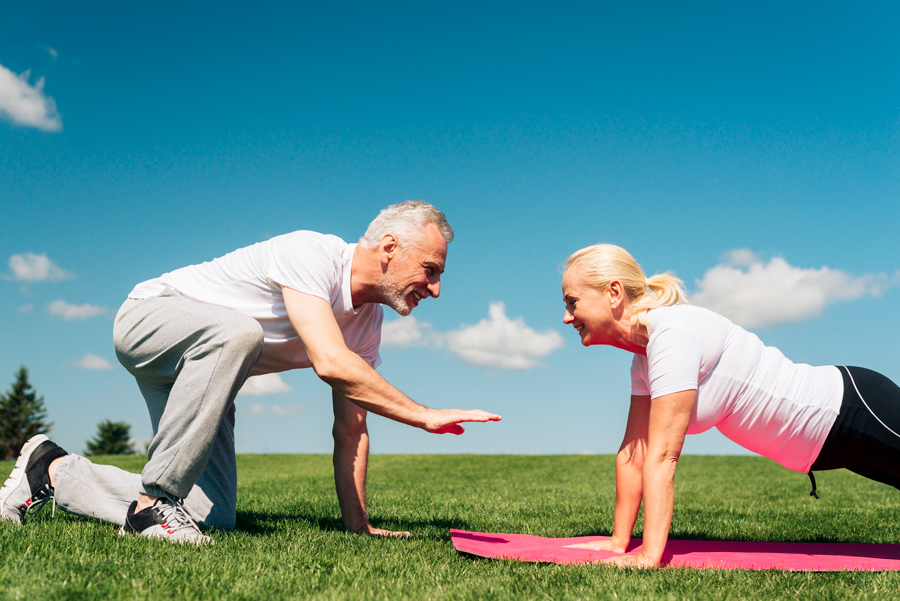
[[0, 435, 68, 524], [118, 497, 213, 545]]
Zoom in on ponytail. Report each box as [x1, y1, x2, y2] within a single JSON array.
[[630, 272, 687, 327]]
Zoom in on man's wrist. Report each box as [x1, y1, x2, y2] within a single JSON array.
[[349, 521, 370, 534], [414, 407, 433, 430]]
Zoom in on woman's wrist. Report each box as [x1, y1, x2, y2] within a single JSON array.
[[634, 551, 661, 567]]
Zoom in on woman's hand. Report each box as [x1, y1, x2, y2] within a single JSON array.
[[564, 535, 629, 554], [564, 538, 660, 568]]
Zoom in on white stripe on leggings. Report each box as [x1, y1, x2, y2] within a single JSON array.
[[842, 365, 900, 441]]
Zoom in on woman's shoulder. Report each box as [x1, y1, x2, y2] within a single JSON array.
[[648, 303, 724, 324], [647, 304, 733, 338]]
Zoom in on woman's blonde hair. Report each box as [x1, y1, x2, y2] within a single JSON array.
[[564, 244, 687, 327]]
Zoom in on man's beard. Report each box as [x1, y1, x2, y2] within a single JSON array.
[[378, 271, 413, 316]]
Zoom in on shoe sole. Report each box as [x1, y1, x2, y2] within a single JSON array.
[[0, 434, 51, 524], [118, 524, 214, 545]]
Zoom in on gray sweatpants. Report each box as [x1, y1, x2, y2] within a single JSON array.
[[54, 290, 264, 529]]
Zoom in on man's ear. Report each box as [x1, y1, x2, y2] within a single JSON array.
[[380, 234, 398, 268]]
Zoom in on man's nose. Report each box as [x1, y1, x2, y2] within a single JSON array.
[[428, 280, 441, 298]]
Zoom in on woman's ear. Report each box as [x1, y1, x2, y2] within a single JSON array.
[[608, 280, 624, 309]]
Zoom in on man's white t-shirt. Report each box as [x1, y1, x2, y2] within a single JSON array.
[[630, 305, 842, 473], [129, 231, 383, 377]]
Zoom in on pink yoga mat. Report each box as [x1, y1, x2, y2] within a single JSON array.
[[451, 529, 900, 571]]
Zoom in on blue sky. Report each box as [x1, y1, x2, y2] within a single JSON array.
[[2, 1, 898, 459]]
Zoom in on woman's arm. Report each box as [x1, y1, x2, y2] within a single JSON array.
[[610, 395, 652, 549], [566, 395, 652, 553], [610, 389, 695, 568]]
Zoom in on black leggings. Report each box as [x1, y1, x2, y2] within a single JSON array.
[[811, 366, 900, 491]]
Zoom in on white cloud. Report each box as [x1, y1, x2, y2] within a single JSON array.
[[0, 63, 62, 132], [690, 250, 889, 329], [18, 304, 34, 313], [381, 315, 440, 348], [48, 300, 107, 321], [382, 304, 565, 370], [444, 302, 565, 370], [75, 354, 115, 370], [725, 248, 757, 267], [8, 253, 72, 282], [248, 403, 302, 417], [239, 373, 292, 396]]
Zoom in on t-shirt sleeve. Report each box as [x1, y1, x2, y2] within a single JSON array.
[[265, 234, 338, 302], [644, 327, 703, 399], [353, 305, 384, 369], [631, 355, 651, 396]]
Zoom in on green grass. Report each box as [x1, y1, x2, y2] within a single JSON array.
[[2, 454, 900, 600]]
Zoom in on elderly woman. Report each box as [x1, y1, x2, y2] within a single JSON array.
[[561, 243, 900, 568]]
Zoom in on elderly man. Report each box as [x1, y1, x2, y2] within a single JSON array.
[[1, 201, 500, 544]]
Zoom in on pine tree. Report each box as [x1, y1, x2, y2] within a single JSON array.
[[85, 420, 136, 456], [0, 366, 52, 460]]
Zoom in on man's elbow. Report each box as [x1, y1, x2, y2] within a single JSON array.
[[311, 353, 349, 385], [332, 420, 368, 447]]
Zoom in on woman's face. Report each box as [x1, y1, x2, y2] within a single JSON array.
[[561, 267, 617, 347]]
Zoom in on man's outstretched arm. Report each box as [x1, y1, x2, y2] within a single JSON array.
[[283, 287, 501, 432], [331, 390, 410, 538]]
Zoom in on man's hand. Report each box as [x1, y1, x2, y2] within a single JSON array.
[[353, 522, 412, 538], [284, 288, 501, 432], [422, 409, 502, 434], [564, 535, 629, 554], [599, 553, 659, 569]]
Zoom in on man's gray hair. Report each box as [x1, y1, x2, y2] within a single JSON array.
[[360, 200, 454, 249]]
